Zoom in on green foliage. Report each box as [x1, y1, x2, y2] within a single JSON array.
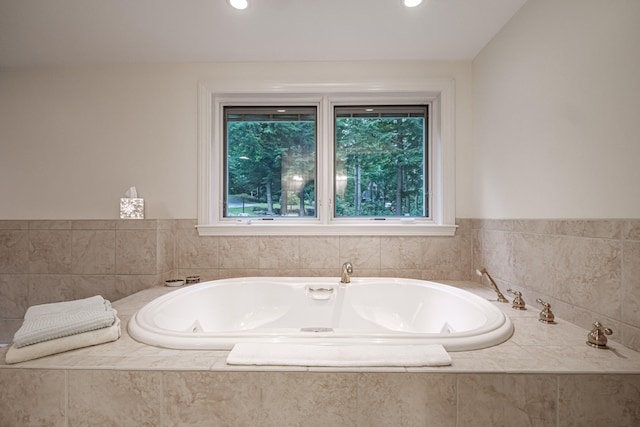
[[335, 116, 426, 217], [226, 109, 427, 219], [227, 120, 315, 217]]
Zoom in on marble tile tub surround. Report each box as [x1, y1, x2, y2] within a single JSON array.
[[0, 219, 177, 342], [473, 219, 640, 353], [1, 283, 640, 426], [2, 217, 640, 353], [0, 218, 474, 342]]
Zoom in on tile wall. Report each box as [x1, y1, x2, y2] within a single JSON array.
[[473, 219, 640, 352], [0, 218, 474, 342], [1, 218, 639, 352], [1, 369, 639, 426], [0, 220, 177, 342]]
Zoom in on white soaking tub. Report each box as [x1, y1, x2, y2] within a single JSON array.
[[128, 277, 514, 352]]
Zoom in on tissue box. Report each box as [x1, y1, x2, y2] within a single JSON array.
[[120, 198, 145, 219]]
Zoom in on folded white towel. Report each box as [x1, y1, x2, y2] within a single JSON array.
[[24, 295, 109, 318], [13, 295, 116, 348], [5, 316, 121, 364], [226, 343, 452, 367]]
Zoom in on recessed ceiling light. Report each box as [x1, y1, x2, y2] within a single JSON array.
[[402, 0, 423, 7], [228, 0, 248, 10]]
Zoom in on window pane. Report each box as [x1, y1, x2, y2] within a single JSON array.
[[334, 105, 427, 217], [224, 106, 317, 218]]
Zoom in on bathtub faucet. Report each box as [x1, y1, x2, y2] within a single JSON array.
[[340, 262, 353, 284], [475, 268, 508, 303]]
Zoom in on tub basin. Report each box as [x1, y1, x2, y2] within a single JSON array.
[[128, 277, 513, 351]]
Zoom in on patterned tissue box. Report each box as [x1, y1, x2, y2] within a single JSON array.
[[120, 198, 145, 219]]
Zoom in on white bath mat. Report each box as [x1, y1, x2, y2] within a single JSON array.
[[226, 343, 452, 367]]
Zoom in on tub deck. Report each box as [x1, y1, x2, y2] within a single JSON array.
[[2, 281, 640, 426]]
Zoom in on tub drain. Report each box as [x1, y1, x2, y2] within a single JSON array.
[[301, 327, 333, 333]]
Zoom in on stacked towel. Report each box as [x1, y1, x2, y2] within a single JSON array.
[[226, 343, 452, 367], [5, 317, 121, 364], [13, 295, 116, 348], [5, 295, 121, 364]]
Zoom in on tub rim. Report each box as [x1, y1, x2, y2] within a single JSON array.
[[128, 277, 514, 352]]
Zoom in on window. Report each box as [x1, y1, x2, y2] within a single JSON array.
[[334, 105, 428, 218], [224, 106, 317, 218], [197, 79, 456, 236]]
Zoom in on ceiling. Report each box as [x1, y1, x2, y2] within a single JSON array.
[[0, 0, 527, 67]]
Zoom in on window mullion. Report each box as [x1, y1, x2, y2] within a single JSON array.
[[318, 96, 331, 225]]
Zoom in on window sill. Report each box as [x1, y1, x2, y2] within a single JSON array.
[[196, 223, 457, 237]]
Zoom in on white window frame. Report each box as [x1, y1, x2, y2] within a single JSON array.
[[197, 78, 456, 236]]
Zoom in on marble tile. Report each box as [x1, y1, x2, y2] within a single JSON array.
[[257, 372, 358, 426], [259, 236, 299, 269], [178, 227, 218, 269], [28, 230, 72, 274], [162, 371, 261, 426], [219, 236, 260, 269], [553, 219, 621, 239], [473, 228, 514, 284], [0, 230, 29, 274], [473, 219, 514, 232], [545, 235, 622, 320], [339, 236, 381, 269], [621, 323, 640, 353], [509, 317, 587, 348], [115, 219, 159, 230], [622, 220, 640, 241], [558, 374, 640, 426], [299, 236, 340, 269], [71, 230, 116, 274], [0, 318, 22, 343], [115, 230, 158, 274], [114, 274, 160, 298], [157, 228, 176, 273], [0, 274, 29, 318], [541, 344, 640, 373], [456, 218, 473, 232], [380, 236, 424, 269], [511, 231, 550, 294], [0, 220, 28, 230], [356, 373, 456, 426], [176, 218, 198, 229], [68, 369, 162, 426], [622, 240, 640, 326], [27, 274, 75, 307], [28, 220, 71, 230], [303, 267, 341, 277], [511, 219, 557, 234], [423, 236, 464, 273], [71, 220, 118, 230], [0, 368, 66, 426], [458, 373, 557, 426], [70, 275, 117, 301]]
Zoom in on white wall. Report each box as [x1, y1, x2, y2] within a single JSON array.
[[0, 62, 474, 220], [472, 0, 640, 219]]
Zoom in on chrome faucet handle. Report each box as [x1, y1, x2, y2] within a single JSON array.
[[507, 289, 526, 310], [340, 262, 353, 284], [587, 321, 613, 349], [535, 298, 556, 324]]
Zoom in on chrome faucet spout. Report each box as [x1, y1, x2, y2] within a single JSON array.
[[475, 268, 508, 303], [340, 262, 353, 284]]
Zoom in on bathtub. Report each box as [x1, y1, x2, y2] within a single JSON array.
[[128, 277, 514, 352]]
